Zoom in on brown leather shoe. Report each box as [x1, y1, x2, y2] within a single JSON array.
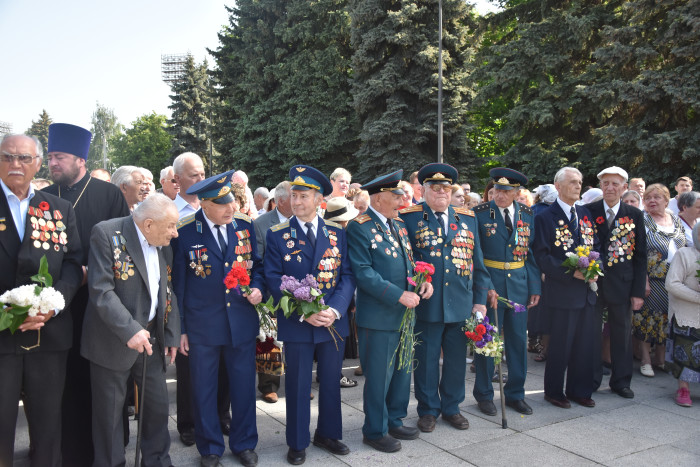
[[416, 414, 437, 433], [567, 395, 595, 407], [262, 392, 278, 403], [544, 394, 571, 409], [442, 412, 469, 430]]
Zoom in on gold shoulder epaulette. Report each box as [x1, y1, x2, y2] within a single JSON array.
[[270, 221, 289, 232], [324, 220, 341, 229], [393, 216, 405, 223], [177, 213, 195, 229], [473, 202, 489, 213], [233, 212, 252, 223], [352, 214, 371, 224], [454, 207, 474, 217], [399, 205, 422, 214]]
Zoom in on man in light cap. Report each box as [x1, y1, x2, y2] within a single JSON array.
[[43, 122, 129, 465], [585, 166, 646, 399], [264, 165, 355, 465], [347, 170, 433, 453], [172, 171, 263, 467], [400, 163, 490, 431]]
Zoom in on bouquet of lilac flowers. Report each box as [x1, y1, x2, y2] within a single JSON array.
[[496, 296, 527, 313], [562, 245, 604, 292], [278, 274, 342, 348]]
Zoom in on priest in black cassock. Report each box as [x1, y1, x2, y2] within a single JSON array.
[[43, 123, 129, 466]]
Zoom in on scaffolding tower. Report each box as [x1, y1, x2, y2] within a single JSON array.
[[161, 53, 189, 85], [0, 120, 12, 136]]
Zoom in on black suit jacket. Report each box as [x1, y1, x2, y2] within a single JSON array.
[[585, 200, 647, 305], [0, 189, 83, 353]]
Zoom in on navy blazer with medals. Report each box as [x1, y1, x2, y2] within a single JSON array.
[[171, 209, 265, 346], [532, 201, 600, 307], [264, 216, 355, 343], [584, 200, 647, 305], [0, 189, 82, 353]]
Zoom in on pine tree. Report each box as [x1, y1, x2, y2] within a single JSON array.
[[26, 109, 53, 178]]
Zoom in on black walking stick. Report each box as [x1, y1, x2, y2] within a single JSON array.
[[493, 311, 508, 429], [135, 337, 156, 467]]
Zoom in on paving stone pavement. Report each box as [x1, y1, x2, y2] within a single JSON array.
[[12, 353, 700, 466]]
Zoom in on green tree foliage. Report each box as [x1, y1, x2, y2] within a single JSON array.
[[469, 0, 699, 186], [168, 54, 217, 174], [110, 113, 173, 180], [87, 103, 123, 172], [26, 110, 52, 178], [212, 0, 359, 187], [349, 0, 476, 181]]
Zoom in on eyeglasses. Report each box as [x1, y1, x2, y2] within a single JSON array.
[[1, 152, 38, 164], [427, 183, 450, 193]]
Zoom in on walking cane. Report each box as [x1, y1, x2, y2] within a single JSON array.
[[135, 337, 156, 467], [493, 310, 508, 429]]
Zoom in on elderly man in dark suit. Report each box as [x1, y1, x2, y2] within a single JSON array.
[[0, 134, 82, 467], [252, 181, 292, 403], [83, 193, 180, 466], [532, 167, 602, 409], [585, 166, 646, 398]]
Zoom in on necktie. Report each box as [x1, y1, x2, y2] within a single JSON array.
[[570, 206, 578, 230], [504, 208, 513, 235], [305, 222, 316, 248], [214, 224, 227, 253], [435, 211, 445, 234], [387, 219, 398, 239], [606, 208, 615, 228]]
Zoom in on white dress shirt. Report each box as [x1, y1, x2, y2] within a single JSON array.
[[497, 203, 515, 227], [174, 194, 198, 220], [202, 211, 228, 250], [300, 215, 319, 240], [1, 178, 35, 240], [556, 198, 577, 221], [134, 221, 160, 321]]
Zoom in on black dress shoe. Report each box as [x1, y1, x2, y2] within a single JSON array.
[[200, 455, 222, 467], [313, 432, 350, 455], [180, 428, 196, 446], [544, 394, 571, 409], [417, 414, 437, 432], [613, 387, 635, 399], [442, 412, 469, 430], [235, 449, 258, 467], [388, 425, 420, 440], [363, 434, 401, 453], [287, 448, 306, 465], [477, 400, 497, 416], [506, 399, 533, 415], [567, 394, 595, 407], [221, 421, 231, 436]]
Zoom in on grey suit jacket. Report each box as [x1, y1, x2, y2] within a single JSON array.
[[82, 216, 180, 372], [253, 208, 282, 259]]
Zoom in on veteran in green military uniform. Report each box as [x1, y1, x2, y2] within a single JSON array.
[[399, 163, 490, 433], [472, 168, 541, 416]]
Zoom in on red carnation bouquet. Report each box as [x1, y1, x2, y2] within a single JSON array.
[[393, 261, 435, 372], [224, 264, 277, 340]]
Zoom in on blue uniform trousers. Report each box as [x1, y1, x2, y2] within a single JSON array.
[[544, 302, 599, 399], [358, 327, 411, 439], [474, 303, 528, 402], [189, 341, 258, 456], [413, 321, 467, 417], [284, 339, 344, 450]]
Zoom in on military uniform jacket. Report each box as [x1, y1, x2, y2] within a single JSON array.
[[473, 201, 541, 305], [82, 216, 180, 371], [347, 209, 415, 331], [0, 189, 82, 353], [400, 203, 490, 323], [585, 200, 647, 305], [265, 216, 355, 343], [171, 209, 265, 346], [532, 202, 599, 307]]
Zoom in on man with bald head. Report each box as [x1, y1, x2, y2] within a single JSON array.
[[173, 152, 206, 219]]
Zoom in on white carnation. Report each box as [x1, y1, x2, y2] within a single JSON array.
[[38, 287, 65, 313]]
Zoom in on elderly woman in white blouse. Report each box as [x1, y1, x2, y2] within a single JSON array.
[[665, 223, 700, 407]]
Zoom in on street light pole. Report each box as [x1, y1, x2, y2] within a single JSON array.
[[437, 0, 444, 163]]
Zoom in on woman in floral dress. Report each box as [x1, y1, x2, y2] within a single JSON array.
[[633, 184, 686, 377]]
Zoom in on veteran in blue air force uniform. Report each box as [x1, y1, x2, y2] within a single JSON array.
[[472, 168, 541, 417], [347, 170, 433, 454], [171, 171, 263, 467], [264, 165, 355, 465], [399, 163, 489, 433]]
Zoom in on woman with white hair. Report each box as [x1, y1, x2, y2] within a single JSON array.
[[665, 223, 700, 406]]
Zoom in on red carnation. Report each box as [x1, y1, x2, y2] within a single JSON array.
[[475, 324, 486, 336], [596, 217, 604, 224], [38, 201, 49, 211], [229, 264, 251, 286], [224, 274, 238, 289]]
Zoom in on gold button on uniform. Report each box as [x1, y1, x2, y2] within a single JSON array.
[[226, 289, 230, 294], [227, 303, 230, 307], [225, 262, 229, 267], [507, 273, 511, 278], [445, 282, 449, 286]]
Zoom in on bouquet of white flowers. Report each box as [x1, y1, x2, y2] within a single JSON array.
[[0, 256, 64, 343]]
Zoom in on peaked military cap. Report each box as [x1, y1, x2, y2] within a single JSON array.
[[361, 169, 405, 195], [418, 163, 458, 185], [289, 165, 333, 196], [186, 169, 236, 204], [489, 167, 528, 191]]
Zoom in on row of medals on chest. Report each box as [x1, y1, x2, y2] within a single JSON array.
[[369, 226, 403, 258], [113, 233, 134, 281], [29, 207, 68, 252], [605, 219, 636, 266]]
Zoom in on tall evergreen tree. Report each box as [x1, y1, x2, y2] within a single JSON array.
[[87, 103, 123, 172], [26, 109, 53, 178], [168, 54, 217, 174], [349, 0, 476, 181], [111, 113, 173, 179]]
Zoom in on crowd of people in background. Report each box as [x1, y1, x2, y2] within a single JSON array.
[[2, 122, 698, 467]]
